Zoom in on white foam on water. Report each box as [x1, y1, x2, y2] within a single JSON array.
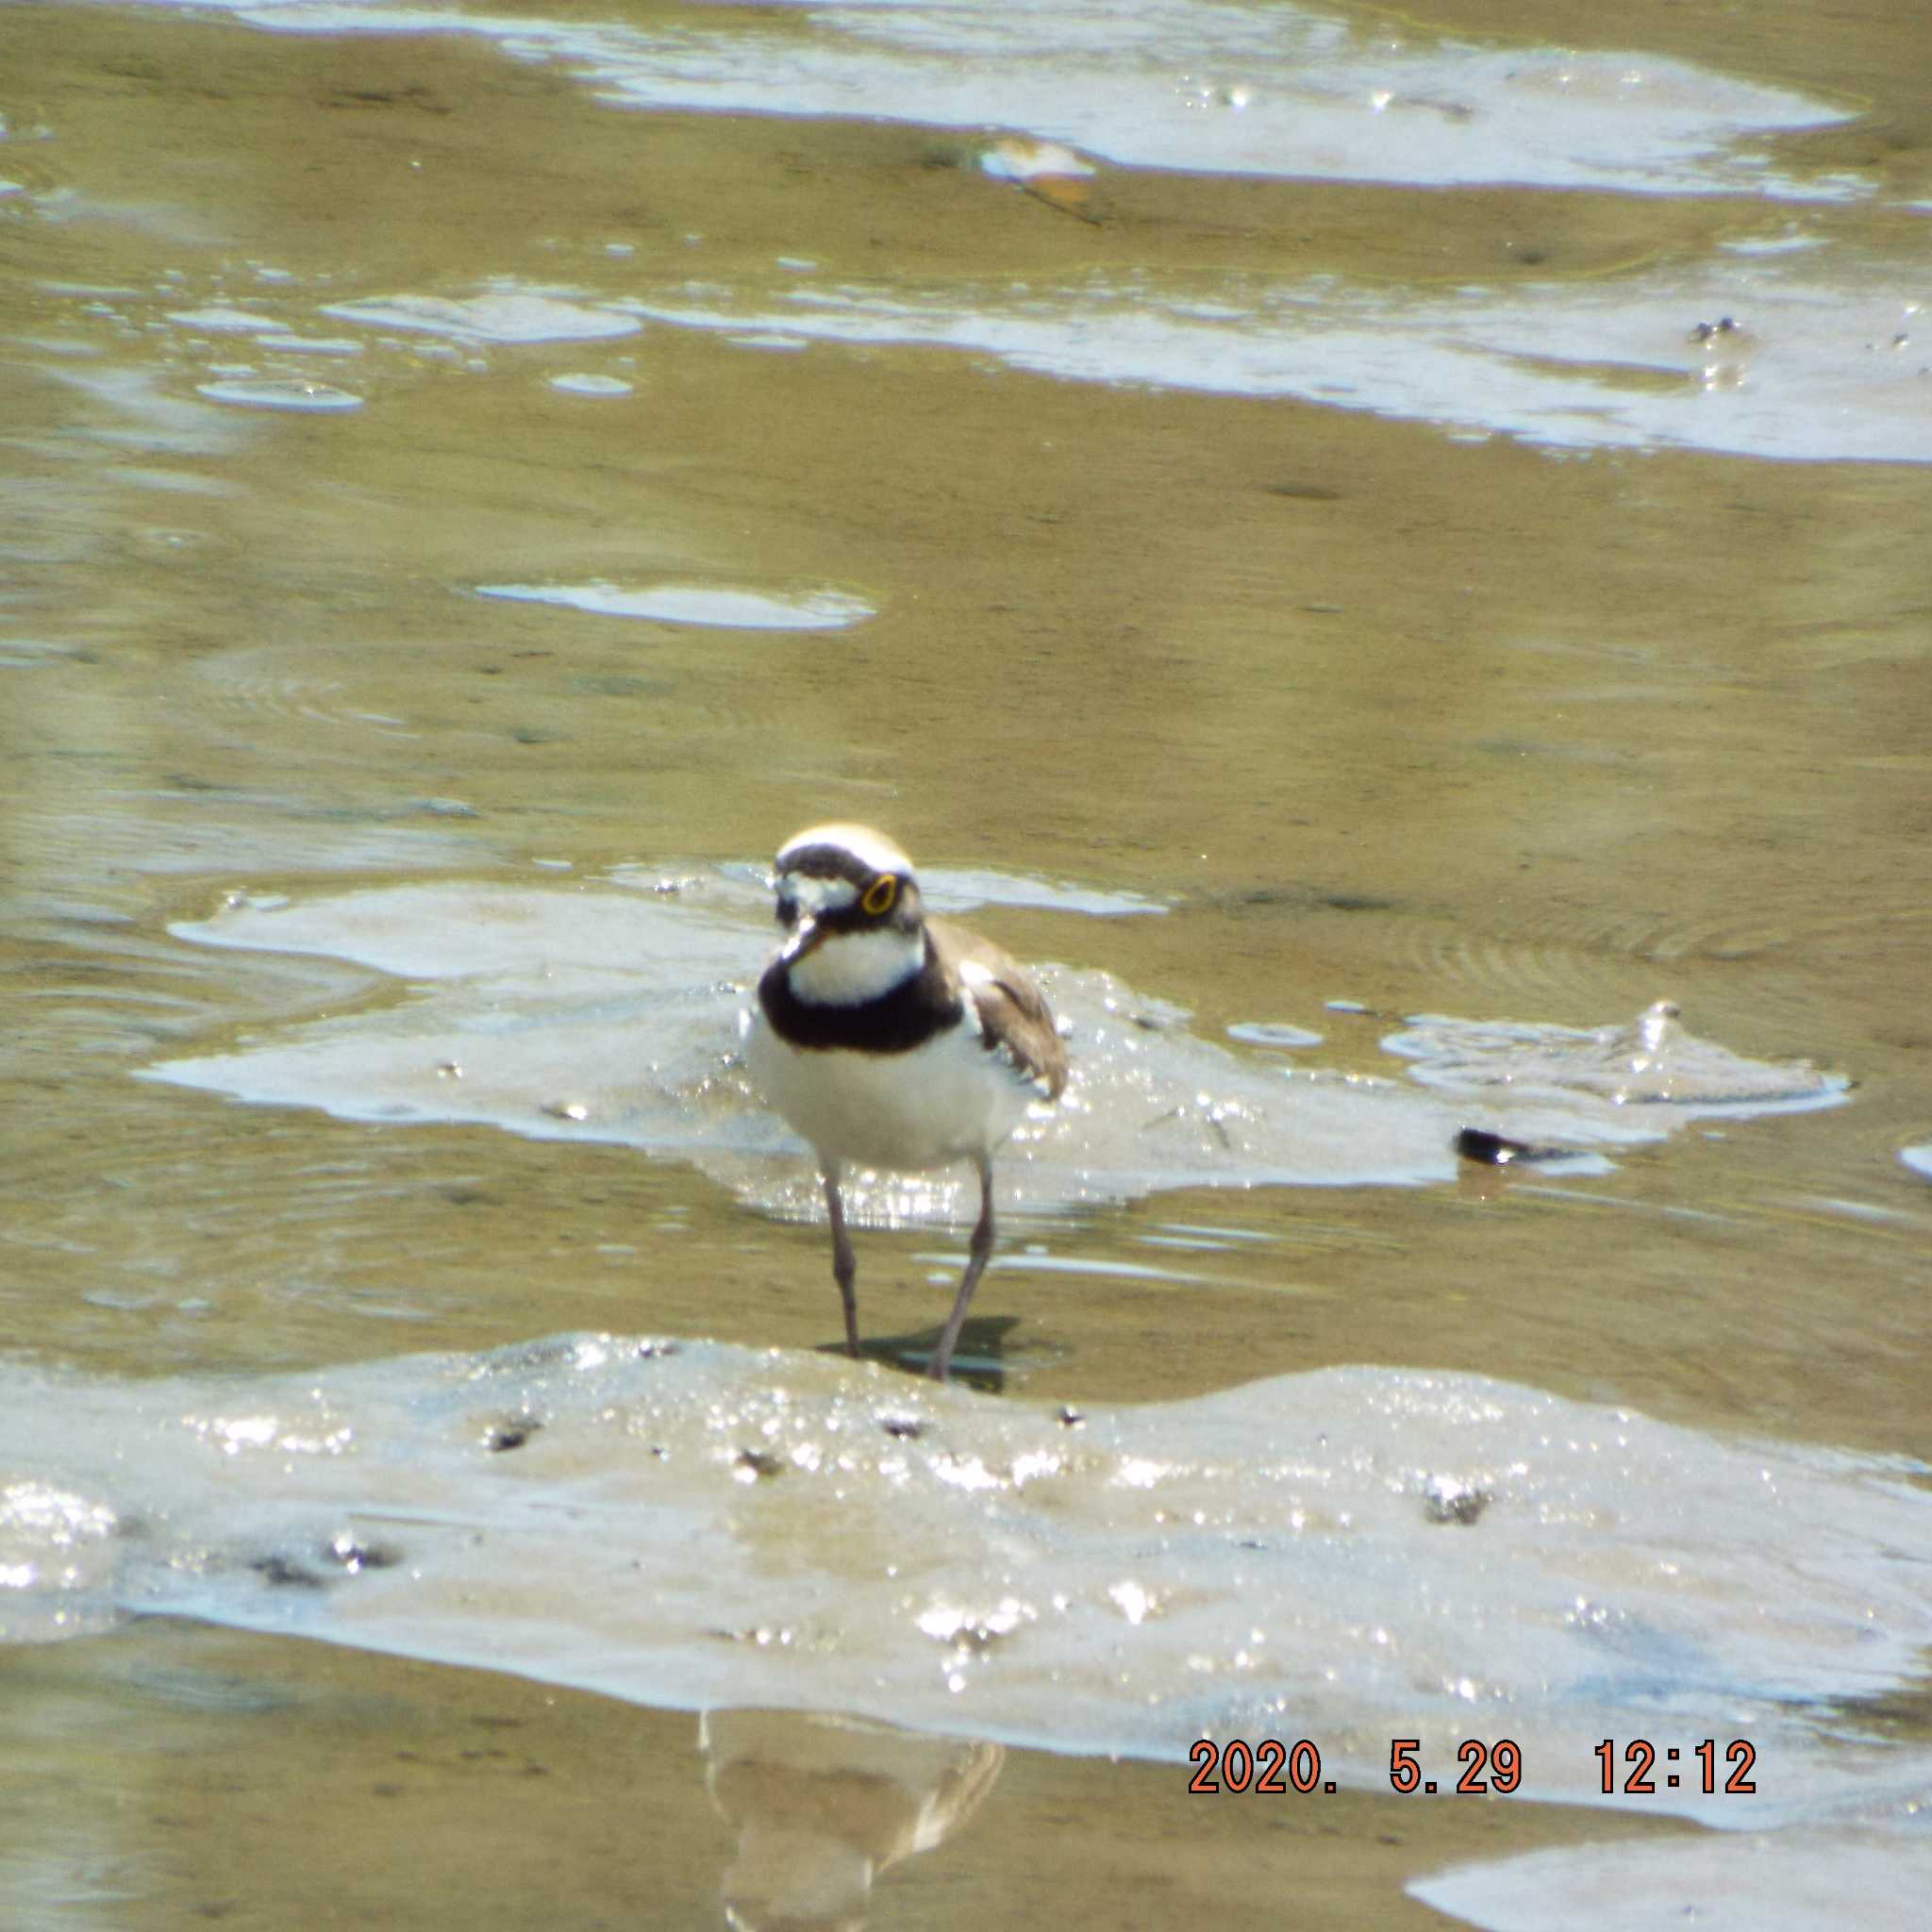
[[137, 874, 1846, 1225], [546, 372, 633, 395], [167, 305, 285, 331], [107, 9, 1905, 459], [1411, 1825, 1932, 1932], [0, 1339, 1925, 1852], [151, 0, 1857, 201], [250, 332, 364, 356], [614, 270, 1932, 467], [321, 289, 641, 344], [1227, 1022, 1324, 1049], [1385, 1003, 1850, 1118], [474, 582, 873, 628], [914, 865, 1168, 919], [196, 377, 363, 411]]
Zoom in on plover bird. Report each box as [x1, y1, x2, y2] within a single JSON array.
[[742, 824, 1069, 1382]]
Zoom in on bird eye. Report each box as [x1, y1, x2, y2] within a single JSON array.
[[861, 874, 898, 917], [775, 890, 800, 927]]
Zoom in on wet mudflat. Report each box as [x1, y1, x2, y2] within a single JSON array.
[[3, 1, 1930, 1925]]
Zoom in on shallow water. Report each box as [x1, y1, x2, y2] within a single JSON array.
[[4, 0, 1931, 1925], [139, 874, 1846, 1223], [7, 1339, 1928, 1806]]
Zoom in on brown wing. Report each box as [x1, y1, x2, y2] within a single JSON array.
[[928, 918, 1070, 1100]]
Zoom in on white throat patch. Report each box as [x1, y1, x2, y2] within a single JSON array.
[[788, 925, 924, 1008]]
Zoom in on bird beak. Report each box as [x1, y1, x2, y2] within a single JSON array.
[[781, 913, 826, 963]]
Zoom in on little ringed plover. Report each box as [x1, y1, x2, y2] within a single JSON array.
[[742, 824, 1069, 1382]]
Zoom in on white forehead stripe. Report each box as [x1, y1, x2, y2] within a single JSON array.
[[786, 874, 858, 916], [775, 822, 915, 878]]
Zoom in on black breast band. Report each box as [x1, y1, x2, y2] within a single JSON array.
[[759, 937, 965, 1056]]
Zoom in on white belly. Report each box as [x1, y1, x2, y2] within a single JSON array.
[[742, 1003, 1033, 1174]]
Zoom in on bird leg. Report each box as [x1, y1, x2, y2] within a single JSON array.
[[928, 1154, 996, 1383], [822, 1168, 861, 1358]]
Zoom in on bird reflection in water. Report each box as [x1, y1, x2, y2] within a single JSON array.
[[700, 1707, 1004, 1930]]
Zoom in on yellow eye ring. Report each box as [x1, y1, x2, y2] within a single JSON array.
[[861, 874, 898, 917]]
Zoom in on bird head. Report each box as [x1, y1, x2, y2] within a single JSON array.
[[769, 824, 927, 1001]]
